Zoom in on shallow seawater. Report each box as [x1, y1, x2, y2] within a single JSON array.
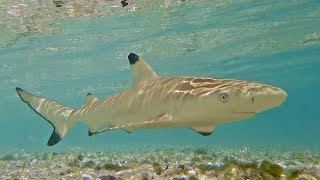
[[1, 0, 320, 179]]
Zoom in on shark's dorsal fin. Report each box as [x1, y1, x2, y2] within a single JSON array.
[[128, 53, 158, 87], [84, 93, 98, 107], [192, 126, 215, 136]]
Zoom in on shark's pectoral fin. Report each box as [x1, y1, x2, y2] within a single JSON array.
[[192, 126, 215, 136], [128, 53, 159, 87]]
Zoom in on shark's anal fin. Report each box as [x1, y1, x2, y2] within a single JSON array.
[[192, 126, 215, 136], [128, 53, 158, 86], [84, 93, 98, 107]]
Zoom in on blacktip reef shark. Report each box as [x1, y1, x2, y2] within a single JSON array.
[[16, 53, 287, 146]]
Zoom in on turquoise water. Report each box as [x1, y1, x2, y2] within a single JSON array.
[[1, 0, 320, 153]]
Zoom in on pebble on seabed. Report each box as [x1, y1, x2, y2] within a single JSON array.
[[187, 168, 197, 176], [217, 174, 225, 180], [82, 174, 94, 180], [98, 174, 118, 180]]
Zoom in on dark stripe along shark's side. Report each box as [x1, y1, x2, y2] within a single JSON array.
[[16, 53, 287, 146]]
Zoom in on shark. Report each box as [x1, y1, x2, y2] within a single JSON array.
[[16, 53, 287, 146]]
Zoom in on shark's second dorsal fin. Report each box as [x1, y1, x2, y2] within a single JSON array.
[[128, 53, 158, 87], [84, 93, 98, 107]]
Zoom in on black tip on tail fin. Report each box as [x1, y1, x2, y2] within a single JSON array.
[[47, 130, 62, 146], [128, 53, 139, 65]]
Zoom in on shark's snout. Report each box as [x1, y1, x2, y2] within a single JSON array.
[[251, 87, 287, 112]]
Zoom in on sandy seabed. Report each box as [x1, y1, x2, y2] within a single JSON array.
[[0, 146, 319, 180]]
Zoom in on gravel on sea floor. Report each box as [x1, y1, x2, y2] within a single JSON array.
[[0, 146, 319, 179]]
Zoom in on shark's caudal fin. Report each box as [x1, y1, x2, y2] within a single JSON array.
[[16, 87, 78, 146]]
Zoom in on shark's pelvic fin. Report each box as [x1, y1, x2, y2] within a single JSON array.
[[84, 93, 98, 107], [16, 87, 78, 146], [192, 126, 215, 136], [128, 53, 158, 86]]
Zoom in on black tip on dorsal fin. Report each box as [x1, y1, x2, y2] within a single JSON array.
[[128, 53, 139, 65]]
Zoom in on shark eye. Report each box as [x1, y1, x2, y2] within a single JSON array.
[[219, 93, 229, 103]]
